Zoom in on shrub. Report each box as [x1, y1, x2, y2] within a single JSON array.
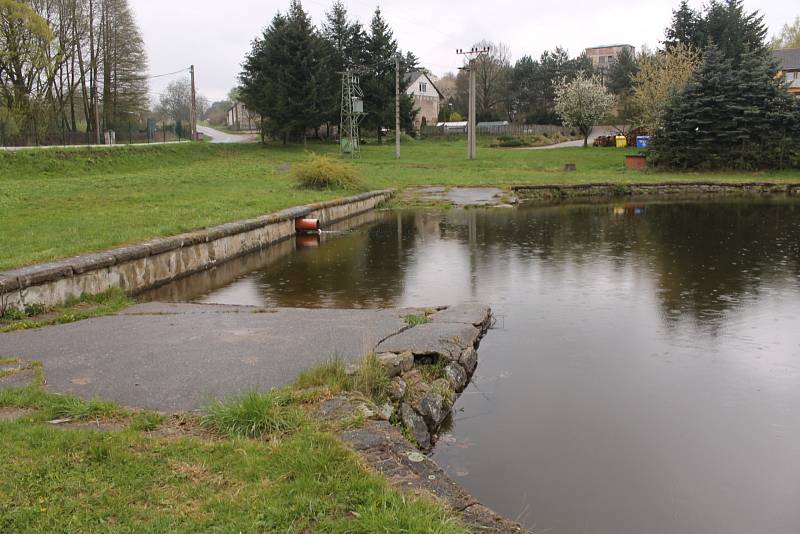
[[202, 390, 304, 439], [292, 153, 364, 190]]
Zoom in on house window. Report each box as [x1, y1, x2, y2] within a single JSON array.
[[419, 82, 427, 93]]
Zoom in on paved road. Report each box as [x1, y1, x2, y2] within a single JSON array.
[[197, 125, 259, 144], [525, 125, 616, 150], [0, 303, 413, 411], [0, 302, 489, 412]]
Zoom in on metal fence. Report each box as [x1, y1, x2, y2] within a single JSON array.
[[0, 121, 193, 148], [420, 123, 573, 138]]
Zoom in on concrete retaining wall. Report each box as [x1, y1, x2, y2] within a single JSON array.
[[0, 190, 393, 309], [513, 182, 800, 200]]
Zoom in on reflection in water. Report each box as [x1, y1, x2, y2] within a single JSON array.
[[165, 198, 800, 534]]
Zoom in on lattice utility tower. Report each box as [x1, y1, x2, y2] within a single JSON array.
[[340, 69, 366, 158]]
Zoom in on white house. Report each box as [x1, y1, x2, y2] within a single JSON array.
[[404, 70, 443, 131]]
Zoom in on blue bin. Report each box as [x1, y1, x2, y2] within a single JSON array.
[[636, 136, 651, 149]]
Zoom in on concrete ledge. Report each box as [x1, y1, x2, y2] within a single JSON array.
[[1, 189, 393, 309], [513, 182, 800, 199]]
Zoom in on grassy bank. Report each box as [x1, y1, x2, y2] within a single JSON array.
[[0, 289, 132, 333], [2, 140, 799, 269], [0, 367, 462, 532]]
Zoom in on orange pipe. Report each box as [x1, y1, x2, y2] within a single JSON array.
[[296, 234, 320, 247], [295, 218, 320, 232]]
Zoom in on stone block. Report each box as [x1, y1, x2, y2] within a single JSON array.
[[431, 303, 491, 327], [459, 347, 478, 374], [111, 244, 151, 263], [0, 274, 20, 293], [414, 392, 448, 428], [444, 362, 468, 392], [68, 252, 117, 274], [400, 403, 430, 449], [388, 377, 407, 402], [377, 352, 404, 378], [399, 351, 414, 372], [16, 261, 74, 286]]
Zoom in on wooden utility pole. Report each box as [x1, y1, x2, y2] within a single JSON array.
[[395, 53, 400, 160], [190, 65, 197, 140], [456, 47, 490, 160], [467, 60, 476, 160], [94, 86, 101, 144]]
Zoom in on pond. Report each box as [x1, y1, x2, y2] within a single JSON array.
[[151, 198, 800, 534]]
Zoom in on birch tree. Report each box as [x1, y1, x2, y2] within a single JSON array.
[[553, 72, 615, 147]]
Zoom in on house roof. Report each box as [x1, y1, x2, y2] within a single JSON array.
[[774, 48, 800, 71], [404, 70, 444, 98], [585, 44, 634, 51]]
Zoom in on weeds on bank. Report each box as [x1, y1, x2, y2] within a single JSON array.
[[0, 288, 131, 333], [293, 353, 390, 404], [202, 389, 305, 439], [293, 153, 364, 190], [418, 357, 448, 383], [0, 383, 125, 422], [404, 313, 431, 326]]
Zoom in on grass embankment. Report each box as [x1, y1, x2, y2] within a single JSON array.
[[0, 289, 131, 333], [3, 139, 799, 270], [0, 357, 463, 533]]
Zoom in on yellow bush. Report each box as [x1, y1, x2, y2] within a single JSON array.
[[292, 153, 364, 190]]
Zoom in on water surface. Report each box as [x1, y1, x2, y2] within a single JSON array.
[[157, 198, 800, 534]]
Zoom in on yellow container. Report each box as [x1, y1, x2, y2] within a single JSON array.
[[615, 135, 627, 148]]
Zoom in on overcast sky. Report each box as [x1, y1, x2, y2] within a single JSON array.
[[132, 0, 796, 102]]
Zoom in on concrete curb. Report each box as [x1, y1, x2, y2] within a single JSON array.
[[512, 181, 800, 199], [1, 189, 394, 309]]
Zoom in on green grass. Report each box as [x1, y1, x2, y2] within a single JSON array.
[[202, 389, 304, 439], [2, 139, 799, 270], [0, 288, 132, 333], [293, 354, 390, 405], [404, 313, 431, 326], [0, 383, 124, 422], [0, 383, 463, 532]]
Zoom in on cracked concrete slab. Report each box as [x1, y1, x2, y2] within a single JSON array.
[[0, 303, 414, 411], [430, 303, 491, 326], [375, 322, 481, 359]]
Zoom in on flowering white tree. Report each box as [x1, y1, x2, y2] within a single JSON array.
[[554, 73, 615, 147]]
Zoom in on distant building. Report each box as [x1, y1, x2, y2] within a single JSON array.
[[404, 70, 443, 131], [773, 48, 800, 97], [226, 102, 258, 131], [584, 44, 636, 70]]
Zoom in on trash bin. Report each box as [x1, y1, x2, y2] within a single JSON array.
[[615, 135, 627, 148], [636, 136, 651, 149]]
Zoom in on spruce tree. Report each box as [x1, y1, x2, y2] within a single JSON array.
[[702, 0, 767, 67], [240, 13, 291, 141], [282, 0, 323, 144], [607, 47, 639, 97], [652, 44, 800, 170], [321, 1, 365, 136], [652, 45, 738, 169], [362, 7, 397, 142], [664, 0, 702, 50]]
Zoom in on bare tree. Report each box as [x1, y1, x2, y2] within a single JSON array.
[[469, 40, 512, 121]]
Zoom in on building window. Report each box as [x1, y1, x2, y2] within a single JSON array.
[[419, 82, 427, 93]]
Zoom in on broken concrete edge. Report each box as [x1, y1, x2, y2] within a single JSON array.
[[340, 420, 529, 533], [0, 189, 394, 309], [317, 304, 528, 532], [512, 181, 800, 199]]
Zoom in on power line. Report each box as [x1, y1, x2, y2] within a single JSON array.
[[143, 67, 191, 80]]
